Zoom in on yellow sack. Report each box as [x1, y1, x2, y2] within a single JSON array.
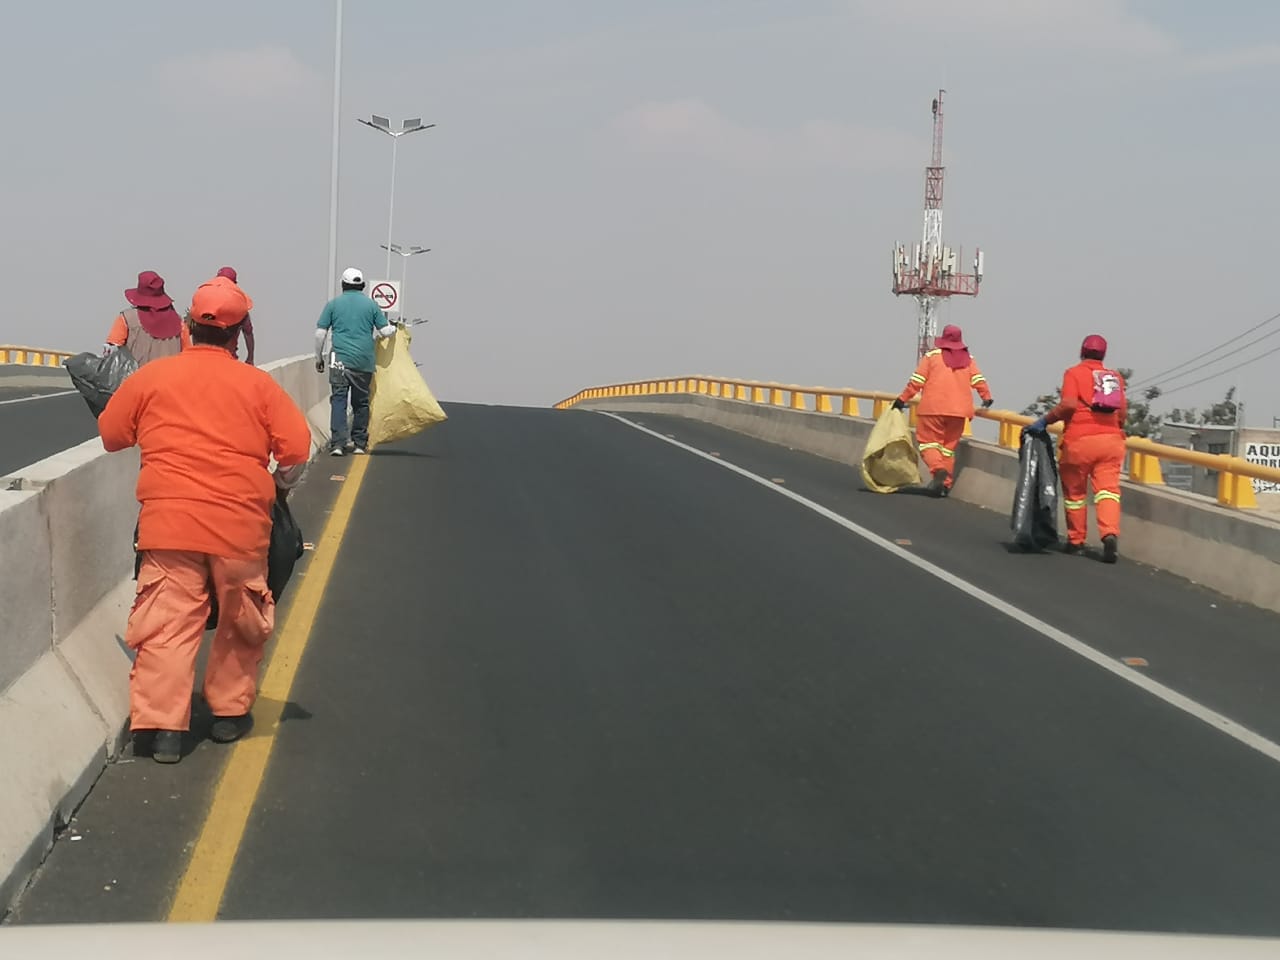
[[368, 326, 447, 448], [861, 407, 920, 493]]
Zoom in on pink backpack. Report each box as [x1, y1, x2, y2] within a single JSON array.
[[1090, 368, 1126, 412]]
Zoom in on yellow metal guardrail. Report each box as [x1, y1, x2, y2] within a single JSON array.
[[0, 344, 75, 367], [555, 376, 1278, 509]]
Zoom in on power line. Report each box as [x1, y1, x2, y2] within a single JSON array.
[[1143, 325, 1280, 391], [1132, 309, 1280, 388], [1155, 340, 1280, 398]]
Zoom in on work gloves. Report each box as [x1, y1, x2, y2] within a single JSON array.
[[1024, 416, 1048, 435], [981, 398, 994, 409], [891, 398, 907, 412]]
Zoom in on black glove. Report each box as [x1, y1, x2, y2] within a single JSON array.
[[315, 359, 325, 373], [891, 399, 906, 412], [981, 398, 994, 409]]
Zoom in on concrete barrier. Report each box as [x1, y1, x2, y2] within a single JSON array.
[[575, 393, 1280, 614], [0, 355, 327, 915]]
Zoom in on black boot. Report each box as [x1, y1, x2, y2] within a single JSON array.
[[210, 714, 253, 744], [928, 469, 949, 498], [152, 730, 181, 764], [1102, 535, 1119, 564]]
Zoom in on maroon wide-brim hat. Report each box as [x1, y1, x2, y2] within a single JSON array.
[[936, 324, 966, 350], [125, 270, 174, 310]]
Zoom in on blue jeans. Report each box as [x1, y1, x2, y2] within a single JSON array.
[[329, 366, 373, 450]]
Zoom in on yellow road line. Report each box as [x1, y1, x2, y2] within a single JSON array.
[[167, 455, 371, 922]]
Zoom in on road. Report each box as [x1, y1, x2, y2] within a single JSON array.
[[0, 367, 96, 476], [10, 403, 1280, 935]]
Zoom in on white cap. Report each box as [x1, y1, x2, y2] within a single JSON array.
[[341, 267, 364, 285]]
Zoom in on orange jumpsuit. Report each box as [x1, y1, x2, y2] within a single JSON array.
[[898, 349, 992, 489], [1045, 360, 1127, 545], [99, 345, 312, 731]]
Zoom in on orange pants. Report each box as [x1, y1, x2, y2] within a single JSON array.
[[1060, 433, 1125, 545], [916, 414, 966, 488], [126, 550, 274, 731]]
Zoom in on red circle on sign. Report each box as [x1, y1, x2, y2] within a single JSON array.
[[371, 283, 398, 308]]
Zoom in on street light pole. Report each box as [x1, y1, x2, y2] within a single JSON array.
[[327, 0, 344, 299], [358, 115, 435, 279], [380, 243, 430, 323]]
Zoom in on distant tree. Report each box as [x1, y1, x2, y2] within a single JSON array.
[[1200, 386, 1238, 426], [1020, 389, 1059, 418], [1021, 367, 1161, 437]]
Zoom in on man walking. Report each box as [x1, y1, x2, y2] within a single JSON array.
[[315, 266, 395, 456], [100, 279, 312, 763]]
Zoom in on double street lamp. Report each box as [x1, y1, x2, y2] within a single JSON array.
[[358, 115, 435, 280]]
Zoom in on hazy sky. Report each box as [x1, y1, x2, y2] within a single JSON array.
[[2, 1, 1278, 419]]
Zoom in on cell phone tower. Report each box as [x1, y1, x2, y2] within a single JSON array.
[[891, 90, 984, 361]]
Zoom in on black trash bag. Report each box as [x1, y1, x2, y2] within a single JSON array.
[[1011, 431, 1061, 551], [265, 494, 305, 605], [64, 347, 139, 419]]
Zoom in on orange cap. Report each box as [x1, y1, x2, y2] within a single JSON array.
[[190, 279, 251, 328], [207, 274, 254, 311]]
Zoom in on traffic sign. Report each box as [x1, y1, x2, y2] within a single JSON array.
[[369, 280, 400, 315]]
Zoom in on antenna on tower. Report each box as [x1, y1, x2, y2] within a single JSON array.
[[891, 89, 983, 361]]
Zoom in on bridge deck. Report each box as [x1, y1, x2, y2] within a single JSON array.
[[10, 403, 1280, 935]]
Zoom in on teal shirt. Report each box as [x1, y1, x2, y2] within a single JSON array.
[[317, 291, 386, 373]]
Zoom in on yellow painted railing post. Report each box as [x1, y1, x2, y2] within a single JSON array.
[[998, 421, 1020, 450], [711, 382, 721, 397], [907, 404, 919, 428], [816, 393, 834, 413], [1219, 461, 1259, 509], [790, 390, 806, 411], [770, 388, 785, 406], [963, 419, 973, 436], [872, 398, 889, 418], [752, 386, 766, 403], [841, 396, 861, 417], [1128, 451, 1165, 485], [735, 384, 746, 401]]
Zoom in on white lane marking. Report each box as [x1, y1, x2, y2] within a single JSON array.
[[601, 411, 1280, 766], [0, 389, 76, 406]]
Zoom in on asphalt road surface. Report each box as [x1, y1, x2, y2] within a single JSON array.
[[0, 367, 96, 476], [11, 403, 1280, 937]]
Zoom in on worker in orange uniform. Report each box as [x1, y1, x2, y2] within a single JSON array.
[[1026, 334, 1126, 563], [99, 279, 312, 764], [893, 324, 994, 497], [104, 270, 190, 364]]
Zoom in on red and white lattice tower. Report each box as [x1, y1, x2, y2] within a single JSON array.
[[891, 90, 984, 360]]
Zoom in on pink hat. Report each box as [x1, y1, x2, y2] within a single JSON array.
[[936, 324, 966, 350], [216, 266, 238, 282], [1081, 334, 1108, 358], [124, 270, 174, 310]]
